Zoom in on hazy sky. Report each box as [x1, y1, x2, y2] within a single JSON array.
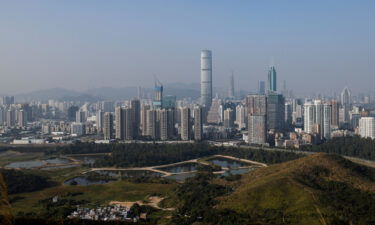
[[0, 1, 374, 95]]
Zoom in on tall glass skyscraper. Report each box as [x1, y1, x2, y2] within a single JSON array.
[[268, 66, 277, 93], [201, 50, 212, 108]]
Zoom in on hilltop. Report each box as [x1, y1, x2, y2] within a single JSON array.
[[218, 153, 375, 225], [0, 174, 13, 225]]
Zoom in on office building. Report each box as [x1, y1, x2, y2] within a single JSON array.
[[267, 66, 277, 93], [153, 80, 163, 108], [267, 93, 285, 131], [228, 73, 235, 98], [341, 87, 351, 123], [201, 50, 213, 108], [258, 81, 265, 95], [163, 95, 176, 109]]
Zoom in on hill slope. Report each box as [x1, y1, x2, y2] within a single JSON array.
[[218, 153, 375, 225], [0, 174, 13, 225]]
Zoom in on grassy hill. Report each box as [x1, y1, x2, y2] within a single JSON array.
[[0, 174, 13, 225], [218, 153, 375, 225]]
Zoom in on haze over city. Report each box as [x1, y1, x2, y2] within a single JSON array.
[[1, 1, 374, 95]]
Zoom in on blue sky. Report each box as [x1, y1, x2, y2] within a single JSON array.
[[0, 1, 374, 95]]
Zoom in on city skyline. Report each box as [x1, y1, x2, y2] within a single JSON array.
[[0, 1, 374, 95]]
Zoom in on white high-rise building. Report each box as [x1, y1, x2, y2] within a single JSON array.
[[235, 105, 246, 130], [359, 117, 375, 139], [304, 101, 315, 133], [200, 50, 212, 109], [323, 103, 332, 139]]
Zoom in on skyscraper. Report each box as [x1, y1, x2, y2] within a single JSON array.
[[141, 104, 150, 136], [146, 109, 157, 139], [96, 110, 104, 133], [228, 73, 235, 99], [180, 107, 191, 140], [201, 50, 212, 108], [323, 103, 332, 139], [194, 106, 203, 141], [330, 100, 339, 128], [304, 101, 315, 134], [153, 79, 163, 108], [131, 99, 140, 138], [267, 66, 277, 93], [246, 95, 267, 144], [267, 93, 285, 131], [341, 87, 351, 123], [159, 109, 168, 141], [103, 112, 114, 140], [115, 107, 124, 140], [235, 105, 246, 130], [258, 81, 265, 95], [224, 108, 235, 129]]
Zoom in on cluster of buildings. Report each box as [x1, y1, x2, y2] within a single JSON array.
[[2, 50, 375, 146], [68, 205, 141, 222]]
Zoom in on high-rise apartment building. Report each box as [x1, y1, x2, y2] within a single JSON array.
[[103, 112, 114, 140], [246, 95, 267, 144], [194, 106, 203, 141], [146, 109, 157, 139], [331, 100, 339, 128], [141, 104, 150, 136], [224, 108, 235, 129], [304, 101, 315, 134], [359, 117, 375, 139], [130, 99, 140, 138], [180, 107, 191, 141], [235, 105, 246, 130], [323, 103, 332, 139]]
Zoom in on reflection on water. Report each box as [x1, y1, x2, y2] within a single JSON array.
[[6, 157, 73, 169], [207, 157, 250, 169], [165, 172, 197, 181], [6, 160, 46, 169], [64, 176, 112, 186], [158, 163, 199, 173]]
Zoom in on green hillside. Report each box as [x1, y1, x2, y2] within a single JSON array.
[[218, 153, 375, 225], [0, 174, 13, 225]]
